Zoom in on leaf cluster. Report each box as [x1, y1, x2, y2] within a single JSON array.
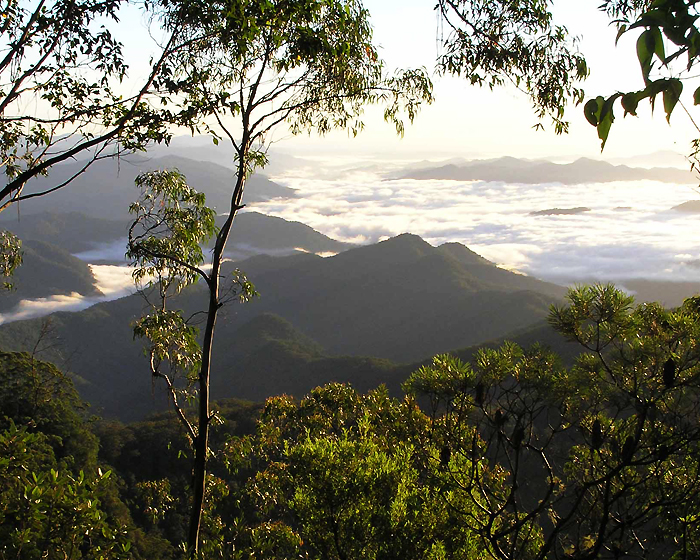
[[586, 0, 700, 149], [436, 0, 588, 134]]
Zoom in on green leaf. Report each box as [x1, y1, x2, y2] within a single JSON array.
[[694, 86, 700, 105], [597, 95, 620, 151], [584, 97, 603, 126], [630, 8, 670, 30], [662, 78, 683, 122], [637, 28, 664, 83], [615, 24, 627, 46], [621, 92, 640, 116]]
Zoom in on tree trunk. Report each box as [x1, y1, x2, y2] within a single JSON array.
[[186, 143, 249, 556]]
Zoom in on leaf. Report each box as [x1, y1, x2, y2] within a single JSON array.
[[630, 8, 670, 30], [615, 24, 628, 45], [584, 97, 603, 126], [694, 85, 700, 106], [662, 78, 683, 122], [597, 95, 621, 151], [637, 28, 664, 83], [598, 112, 613, 151], [621, 92, 640, 116]]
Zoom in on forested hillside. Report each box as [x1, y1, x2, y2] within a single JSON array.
[[0, 233, 566, 420], [3, 0, 700, 558]]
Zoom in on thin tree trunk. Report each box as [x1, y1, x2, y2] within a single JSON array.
[[187, 141, 249, 556]]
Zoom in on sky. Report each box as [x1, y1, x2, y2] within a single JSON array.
[[301, 0, 700, 160], [284, 1, 700, 161], [113, 1, 700, 161]]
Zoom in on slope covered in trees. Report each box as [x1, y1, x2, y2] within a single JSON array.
[[6, 156, 296, 219], [5, 284, 700, 559], [0, 240, 101, 312], [0, 233, 566, 420]]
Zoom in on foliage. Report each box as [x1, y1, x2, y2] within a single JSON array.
[[0, 423, 132, 560], [0, 230, 21, 289], [0, 0, 181, 212], [0, 351, 98, 470], [91, 399, 262, 557], [586, 0, 700, 149], [0, 353, 147, 558], [403, 284, 700, 559], [436, 0, 588, 133], [222, 384, 487, 559], [127, 170, 217, 293]]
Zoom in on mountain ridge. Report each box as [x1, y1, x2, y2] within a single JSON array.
[[401, 156, 696, 184], [0, 233, 567, 420], [3, 155, 295, 219]]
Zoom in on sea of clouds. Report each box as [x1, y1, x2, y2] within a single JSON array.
[[2, 155, 699, 324], [256, 157, 700, 285]]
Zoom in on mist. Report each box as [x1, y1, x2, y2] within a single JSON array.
[[259, 162, 700, 284], [0, 265, 135, 325]]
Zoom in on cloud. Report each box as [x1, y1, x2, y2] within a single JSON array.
[[73, 239, 129, 262], [256, 167, 700, 284], [0, 265, 136, 325], [5, 157, 700, 323]]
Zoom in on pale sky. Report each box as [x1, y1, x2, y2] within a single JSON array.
[[117, 1, 700, 162], [296, 0, 700, 161]]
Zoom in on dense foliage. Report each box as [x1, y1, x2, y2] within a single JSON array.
[[4, 1, 700, 559], [586, 0, 700, 150], [4, 285, 700, 559]]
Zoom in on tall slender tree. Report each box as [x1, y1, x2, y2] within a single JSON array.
[[127, 0, 432, 554]]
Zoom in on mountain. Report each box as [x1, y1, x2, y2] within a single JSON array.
[[6, 155, 295, 219], [401, 156, 696, 184], [670, 200, 700, 213], [142, 135, 307, 176], [0, 212, 130, 254], [0, 210, 352, 263], [214, 233, 566, 362], [222, 212, 352, 257], [0, 240, 100, 313], [0, 234, 567, 420], [530, 207, 590, 216]]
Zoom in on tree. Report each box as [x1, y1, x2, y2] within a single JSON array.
[[0, 351, 99, 470], [0, 351, 136, 559], [436, 0, 589, 134], [403, 284, 700, 560], [221, 384, 488, 559], [0, 423, 132, 560], [126, 1, 432, 554], [584, 0, 700, 150]]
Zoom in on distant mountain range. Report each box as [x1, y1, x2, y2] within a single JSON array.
[[0, 233, 567, 421], [3, 155, 294, 219], [0, 210, 351, 262], [0, 240, 100, 312], [671, 200, 700, 213], [401, 156, 697, 184], [530, 207, 590, 216]]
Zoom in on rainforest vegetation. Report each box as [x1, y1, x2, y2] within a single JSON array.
[[3, 0, 700, 558]]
